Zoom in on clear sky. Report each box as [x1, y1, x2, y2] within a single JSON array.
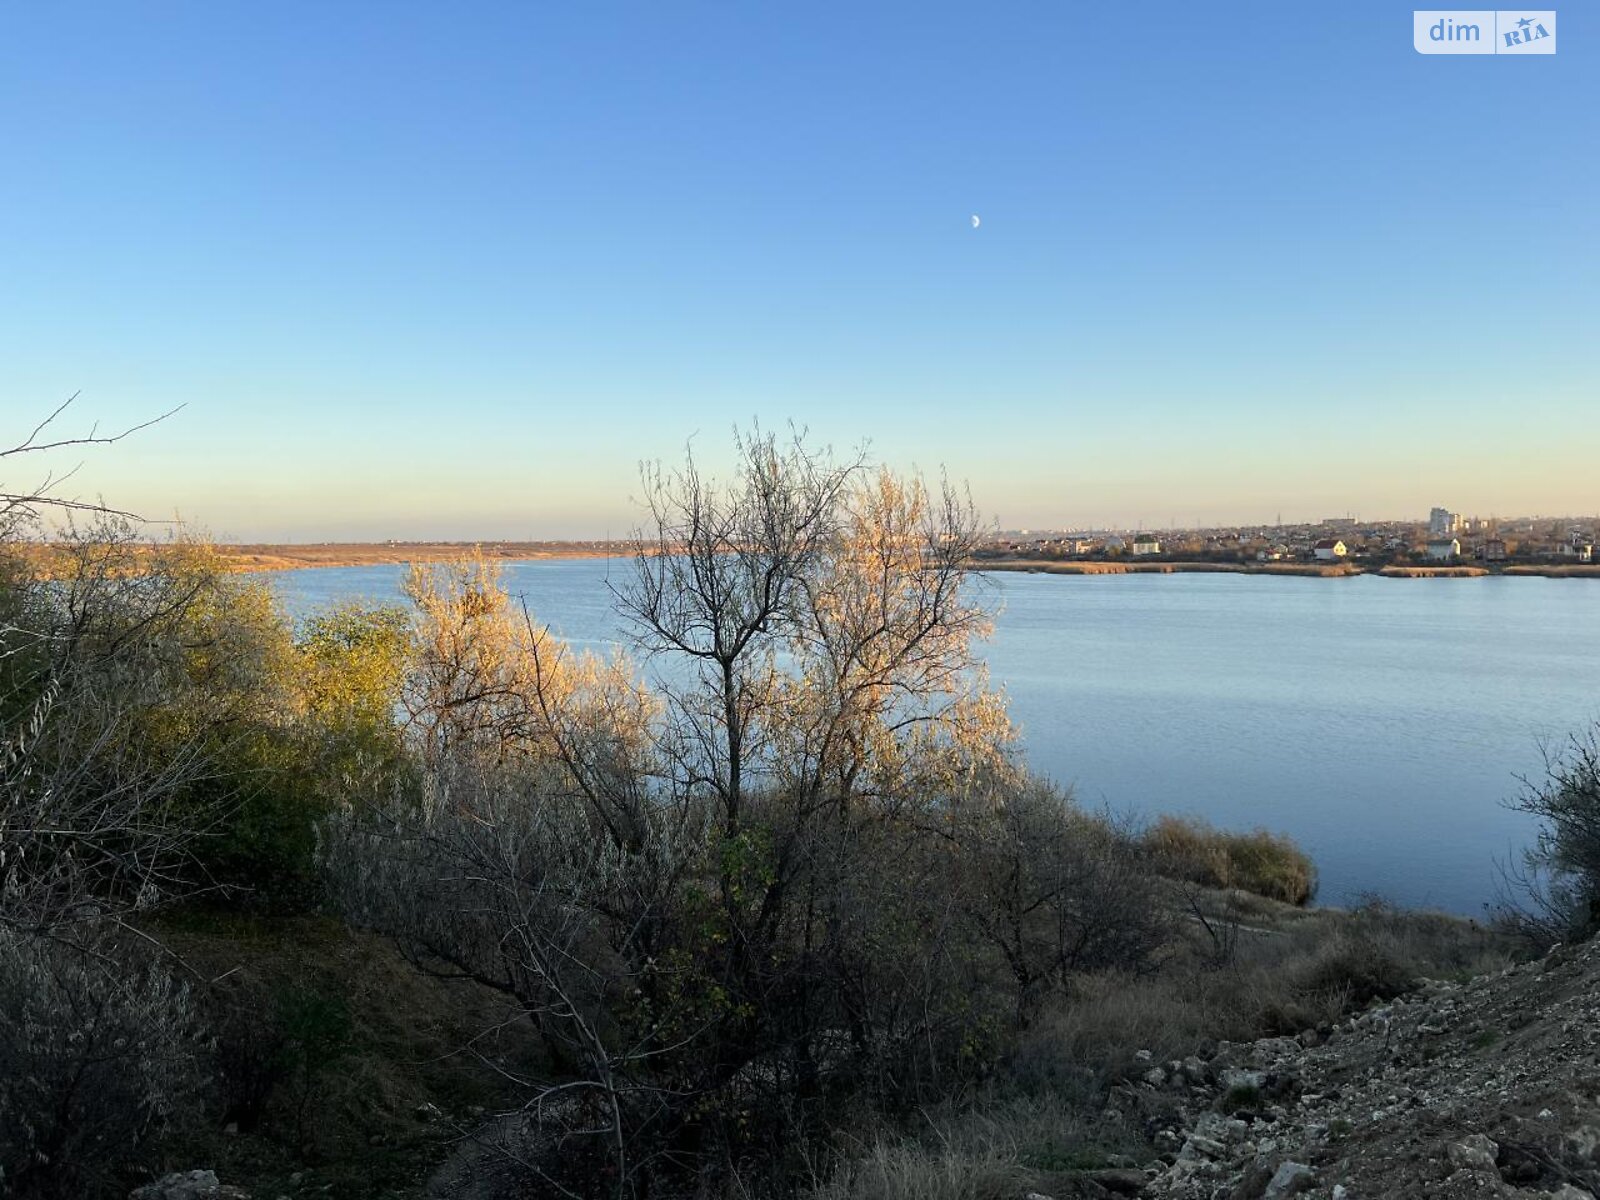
[[1, 3, 1593, 538]]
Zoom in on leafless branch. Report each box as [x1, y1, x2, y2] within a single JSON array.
[[2, 396, 182, 524]]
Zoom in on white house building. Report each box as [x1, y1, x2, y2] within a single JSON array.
[[1130, 534, 1161, 556], [1425, 537, 1461, 562], [1312, 539, 1347, 561]]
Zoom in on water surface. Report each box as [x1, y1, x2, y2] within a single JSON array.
[[267, 560, 1600, 914]]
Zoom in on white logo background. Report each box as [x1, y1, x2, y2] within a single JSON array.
[[1414, 10, 1556, 54]]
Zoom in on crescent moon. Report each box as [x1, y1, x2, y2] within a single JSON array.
[[971, 214, 981, 228]]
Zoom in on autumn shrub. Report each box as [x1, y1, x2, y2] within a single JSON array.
[[1, 528, 237, 934], [1143, 815, 1318, 905]]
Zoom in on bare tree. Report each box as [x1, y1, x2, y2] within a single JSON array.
[[334, 428, 1049, 1194], [614, 427, 862, 833]]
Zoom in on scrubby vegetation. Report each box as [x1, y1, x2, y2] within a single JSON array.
[[0, 417, 1537, 1199], [1498, 731, 1600, 945]]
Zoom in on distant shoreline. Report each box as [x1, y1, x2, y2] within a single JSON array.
[[213, 546, 1600, 580], [214, 542, 636, 572], [971, 558, 1600, 580]]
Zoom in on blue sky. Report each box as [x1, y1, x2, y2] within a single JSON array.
[[1, 3, 1593, 538]]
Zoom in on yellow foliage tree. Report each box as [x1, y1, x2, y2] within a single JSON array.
[[402, 554, 658, 824]]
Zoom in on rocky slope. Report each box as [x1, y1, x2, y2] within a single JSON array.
[[1102, 936, 1600, 1200]]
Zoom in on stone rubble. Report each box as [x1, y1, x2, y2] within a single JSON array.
[[129, 1171, 250, 1200], [1052, 937, 1600, 1199]]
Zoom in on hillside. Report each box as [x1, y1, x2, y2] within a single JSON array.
[[121, 899, 1595, 1200]]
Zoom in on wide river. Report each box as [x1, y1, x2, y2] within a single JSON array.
[[268, 560, 1600, 915]]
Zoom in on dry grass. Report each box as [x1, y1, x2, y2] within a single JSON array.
[[1006, 968, 1325, 1089], [1503, 564, 1600, 578], [809, 1096, 1141, 1200], [1013, 898, 1518, 1083], [1378, 565, 1489, 578], [1143, 816, 1318, 906], [808, 1139, 1028, 1200]]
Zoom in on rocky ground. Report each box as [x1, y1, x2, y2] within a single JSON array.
[[1075, 936, 1600, 1200]]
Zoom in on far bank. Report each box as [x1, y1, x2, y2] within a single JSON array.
[[971, 558, 1600, 580]]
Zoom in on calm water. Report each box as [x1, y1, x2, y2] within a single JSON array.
[[267, 561, 1600, 914]]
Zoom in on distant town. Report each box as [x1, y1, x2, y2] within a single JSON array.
[[163, 512, 1600, 578], [976, 507, 1599, 573]]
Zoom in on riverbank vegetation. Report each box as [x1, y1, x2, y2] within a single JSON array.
[[1142, 817, 1318, 906], [0, 421, 1565, 1199], [1377, 564, 1490, 578]]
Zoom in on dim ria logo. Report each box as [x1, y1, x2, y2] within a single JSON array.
[[1414, 10, 1555, 53]]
